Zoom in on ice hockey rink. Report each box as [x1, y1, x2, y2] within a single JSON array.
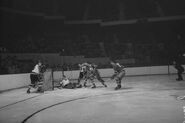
[[1, 0, 185, 123], [0, 74, 184, 123]]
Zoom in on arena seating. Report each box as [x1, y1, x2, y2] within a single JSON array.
[[1, 0, 185, 74]]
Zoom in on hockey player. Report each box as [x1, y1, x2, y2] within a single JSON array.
[[90, 64, 107, 87], [60, 75, 77, 89], [77, 62, 90, 87], [110, 60, 125, 90], [83, 63, 107, 88], [27, 61, 44, 93], [84, 66, 97, 88], [173, 60, 184, 81]]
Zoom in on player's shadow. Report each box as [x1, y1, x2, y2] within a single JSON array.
[[96, 86, 133, 90], [83, 85, 106, 88], [116, 86, 133, 90], [95, 86, 106, 88]]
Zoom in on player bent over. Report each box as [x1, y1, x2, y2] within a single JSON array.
[[77, 63, 88, 86], [85, 67, 97, 88], [110, 60, 125, 90], [90, 64, 107, 87], [83, 63, 107, 88]]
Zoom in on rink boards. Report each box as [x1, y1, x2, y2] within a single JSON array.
[[0, 65, 184, 91]]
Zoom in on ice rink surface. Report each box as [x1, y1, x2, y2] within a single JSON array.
[[0, 75, 185, 123]]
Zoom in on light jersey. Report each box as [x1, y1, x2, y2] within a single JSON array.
[[60, 78, 70, 86], [32, 64, 40, 74]]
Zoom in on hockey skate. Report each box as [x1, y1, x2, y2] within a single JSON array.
[[91, 83, 96, 88], [102, 83, 107, 87], [115, 85, 121, 90], [83, 81, 87, 87], [27, 88, 31, 94], [176, 78, 183, 81]]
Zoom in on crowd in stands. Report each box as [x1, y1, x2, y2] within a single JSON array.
[[1, 0, 185, 74], [0, 38, 183, 75], [0, 55, 113, 74], [0, 56, 34, 74], [1, 31, 178, 75]]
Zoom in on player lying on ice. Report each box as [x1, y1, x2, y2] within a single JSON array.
[[59, 75, 82, 89]]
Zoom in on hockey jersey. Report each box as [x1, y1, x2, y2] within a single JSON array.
[[112, 63, 125, 73]]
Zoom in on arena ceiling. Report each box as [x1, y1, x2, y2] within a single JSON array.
[[1, 0, 185, 21]]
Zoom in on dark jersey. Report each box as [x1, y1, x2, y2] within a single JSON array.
[[112, 63, 125, 73], [175, 64, 184, 72]]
